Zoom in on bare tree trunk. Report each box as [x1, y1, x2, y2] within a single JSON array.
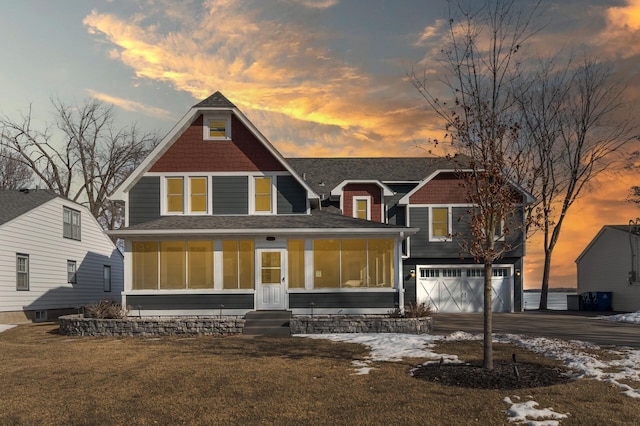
[[483, 262, 493, 370]]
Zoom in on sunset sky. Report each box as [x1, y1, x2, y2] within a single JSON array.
[[2, 0, 640, 289]]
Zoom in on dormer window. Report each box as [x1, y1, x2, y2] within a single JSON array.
[[353, 196, 371, 220], [204, 114, 231, 140]]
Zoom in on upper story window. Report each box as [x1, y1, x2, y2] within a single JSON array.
[[63, 207, 81, 240], [189, 177, 208, 213], [353, 196, 371, 220], [429, 206, 452, 241], [166, 177, 184, 213], [204, 114, 231, 140], [16, 253, 29, 291], [254, 176, 273, 213], [67, 260, 77, 284]]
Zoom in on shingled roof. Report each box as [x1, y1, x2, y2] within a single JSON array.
[[193, 91, 236, 108], [286, 155, 468, 197], [110, 209, 413, 235], [0, 189, 58, 227]]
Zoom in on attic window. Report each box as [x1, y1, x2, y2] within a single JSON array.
[[204, 115, 231, 140]]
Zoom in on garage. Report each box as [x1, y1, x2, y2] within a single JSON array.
[[416, 266, 513, 313]]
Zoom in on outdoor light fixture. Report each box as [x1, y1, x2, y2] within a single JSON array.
[[410, 269, 416, 278], [515, 269, 521, 277], [266, 236, 276, 241]]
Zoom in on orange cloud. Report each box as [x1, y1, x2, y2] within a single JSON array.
[[85, 89, 174, 120], [596, 0, 640, 58]]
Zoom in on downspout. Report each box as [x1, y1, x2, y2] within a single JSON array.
[[398, 232, 405, 314]]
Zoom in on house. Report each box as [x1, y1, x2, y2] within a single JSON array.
[[108, 91, 529, 316], [576, 225, 640, 312], [0, 189, 124, 323]]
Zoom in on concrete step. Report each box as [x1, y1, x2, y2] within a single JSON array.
[[243, 311, 291, 336]]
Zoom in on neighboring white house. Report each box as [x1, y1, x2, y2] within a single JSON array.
[[0, 189, 123, 323], [576, 225, 640, 313]]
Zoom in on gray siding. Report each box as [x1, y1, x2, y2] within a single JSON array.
[[127, 294, 254, 310], [213, 176, 248, 214], [276, 176, 307, 214], [289, 292, 398, 309], [409, 206, 524, 258], [129, 176, 161, 226], [387, 184, 415, 226]]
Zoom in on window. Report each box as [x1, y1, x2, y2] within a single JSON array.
[[67, 260, 77, 284], [160, 241, 186, 289], [430, 207, 451, 241], [189, 177, 208, 213], [288, 240, 305, 289], [132, 242, 159, 290], [166, 177, 184, 213], [313, 239, 394, 288], [222, 240, 254, 289], [16, 254, 29, 291], [103, 266, 111, 292], [188, 241, 214, 289], [254, 177, 272, 213], [204, 115, 231, 140], [63, 207, 81, 240], [353, 197, 370, 220]]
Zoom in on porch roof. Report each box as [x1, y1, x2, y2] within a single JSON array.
[[109, 209, 418, 238]]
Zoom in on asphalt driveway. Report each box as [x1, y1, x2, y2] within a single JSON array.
[[432, 310, 640, 348]]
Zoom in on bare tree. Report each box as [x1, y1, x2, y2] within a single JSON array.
[[0, 98, 158, 229], [410, 0, 542, 369], [0, 144, 32, 189], [515, 58, 639, 309]]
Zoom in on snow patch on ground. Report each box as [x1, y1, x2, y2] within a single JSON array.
[[503, 396, 569, 425], [0, 324, 16, 333], [604, 310, 640, 325]]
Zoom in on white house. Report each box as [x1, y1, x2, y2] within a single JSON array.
[[576, 225, 640, 312], [0, 189, 123, 323]]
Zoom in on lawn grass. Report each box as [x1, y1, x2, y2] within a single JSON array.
[[1, 323, 638, 425]]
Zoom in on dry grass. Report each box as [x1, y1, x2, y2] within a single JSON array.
[[1, 323, 639, 425]]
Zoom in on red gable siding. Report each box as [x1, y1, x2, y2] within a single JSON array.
[[343, 183, 383, 222], [149, 115, 286, 172], [409, 173, 467, 204]]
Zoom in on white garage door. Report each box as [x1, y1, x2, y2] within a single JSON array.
[[416, 266, 513, 313]]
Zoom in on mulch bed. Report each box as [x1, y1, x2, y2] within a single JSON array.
[[412, 359, 572, 390]]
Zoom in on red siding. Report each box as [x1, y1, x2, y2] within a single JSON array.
[[343, 183, 383, 222], [409, 173, 467, 204], [149, 115, 286, 172]]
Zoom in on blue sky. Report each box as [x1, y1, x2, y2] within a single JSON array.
[[2, 0, 640, 288]]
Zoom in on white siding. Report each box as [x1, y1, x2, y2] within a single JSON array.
[[0, 197, 123, 312], [577, 228, 640, 312]]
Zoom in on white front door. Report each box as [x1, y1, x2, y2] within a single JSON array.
[[256, 249, 286, 310]]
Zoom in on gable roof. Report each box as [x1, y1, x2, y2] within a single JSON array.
[[286, 156, 465, 199], [110, 91, 319, 203], [575, 224, 640, 263], [193, 91, 236, 108], [0, 189, 58, 227]]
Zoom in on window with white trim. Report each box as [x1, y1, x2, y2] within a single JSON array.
[[353, 196, 370, 220], [254, 176, 273, 213], [189, 177, 208, 213], [67, 260, 77, 284], [429, 206, 451, 241], [166, 177, 184, 214], [203, 115, 231, 140], [63, 207, 81, 240], [16, 254, 29, 291]]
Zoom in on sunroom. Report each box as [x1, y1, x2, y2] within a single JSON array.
[[109, 212, 417, 316]]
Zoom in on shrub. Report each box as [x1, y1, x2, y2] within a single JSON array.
[[388, 302, 433, 318], [83, 300, 128, 319]]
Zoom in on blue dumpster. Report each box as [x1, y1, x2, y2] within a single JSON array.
[[594, 292, 612, 311]]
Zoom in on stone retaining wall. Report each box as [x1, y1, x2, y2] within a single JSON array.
[[290, 315, 432, 334], [58, 315, 245, 336]]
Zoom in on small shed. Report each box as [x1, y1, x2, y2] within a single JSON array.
[[575, 225, 640, 312]]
